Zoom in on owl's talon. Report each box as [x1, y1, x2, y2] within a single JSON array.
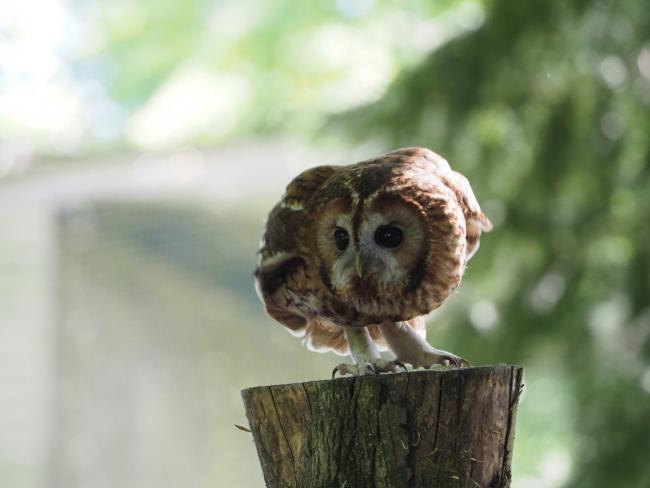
[[399, 347, 470, 370], [446, 356, 460, 367], [393, 360, 409, 373], [332, 363, 369, 377], [440, 356, 461, 368], [331, 365, 346, 378], [332, 359, 408, 377], [442, 354, 471, 368]]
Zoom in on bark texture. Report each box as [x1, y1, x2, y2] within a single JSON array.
[[241, 365, 523, 488]]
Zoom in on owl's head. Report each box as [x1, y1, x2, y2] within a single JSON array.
[[312, 187, 465, 322]]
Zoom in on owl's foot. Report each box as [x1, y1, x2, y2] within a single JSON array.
[[405, 348, 471, 369], [378, 321, 471, 370], [331, 363, 371, 378], [332, 359, 408, 378]]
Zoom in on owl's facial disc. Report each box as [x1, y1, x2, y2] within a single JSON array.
[[316, 195, 427, 298], [354, 200, 425, 289]]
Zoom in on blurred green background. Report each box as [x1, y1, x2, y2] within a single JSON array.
[[1, 0, 649, 487]]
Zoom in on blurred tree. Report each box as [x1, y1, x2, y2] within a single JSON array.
[[91, 0, 470, 150], [340, 0, 650, 486], [1, 0, 474, 159]]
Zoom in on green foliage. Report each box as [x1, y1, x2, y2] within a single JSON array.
[[85, 0, 403, 142], [341, 0, 650, 486]]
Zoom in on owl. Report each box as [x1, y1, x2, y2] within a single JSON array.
[[254, 147, 492, 376]]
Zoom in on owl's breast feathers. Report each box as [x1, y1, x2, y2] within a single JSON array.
[[255, 147, 491, 354]]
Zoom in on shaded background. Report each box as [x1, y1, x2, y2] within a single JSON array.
[[1, 0, 649, 487]]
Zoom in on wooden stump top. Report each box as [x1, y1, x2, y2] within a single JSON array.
[[242, 365, 523, 488]]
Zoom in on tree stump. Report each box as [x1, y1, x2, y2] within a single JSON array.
[[241, 365, 523, 488]]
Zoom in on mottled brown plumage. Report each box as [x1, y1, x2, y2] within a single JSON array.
[[255, 147, 492, 373]]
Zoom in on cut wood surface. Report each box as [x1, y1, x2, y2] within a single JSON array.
[[241, 365, 523, 488]]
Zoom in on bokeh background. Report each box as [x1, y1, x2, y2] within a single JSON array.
[[1, 0, 649, 486]]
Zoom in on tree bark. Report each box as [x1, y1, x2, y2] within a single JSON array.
[[241, 365, 523, 488]]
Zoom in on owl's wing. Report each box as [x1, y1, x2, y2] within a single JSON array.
[[255, 251, 308, 335], [442, 170, 492, 261], [255, 165, 340, 336]]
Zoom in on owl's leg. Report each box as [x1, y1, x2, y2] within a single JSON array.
[[332, 327, 407, 377], [378, 321, 470, 369]]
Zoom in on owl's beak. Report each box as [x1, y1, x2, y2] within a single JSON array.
[[354, 252, 363, 278]]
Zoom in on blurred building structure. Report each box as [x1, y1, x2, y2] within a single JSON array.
[[0, 140, 354, 488]]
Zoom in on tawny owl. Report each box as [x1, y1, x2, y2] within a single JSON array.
[[255, 147, 492, 376]]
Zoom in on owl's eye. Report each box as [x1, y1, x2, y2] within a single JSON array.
[[374, 225, 403, 248], [334, 227, 349, 251]]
